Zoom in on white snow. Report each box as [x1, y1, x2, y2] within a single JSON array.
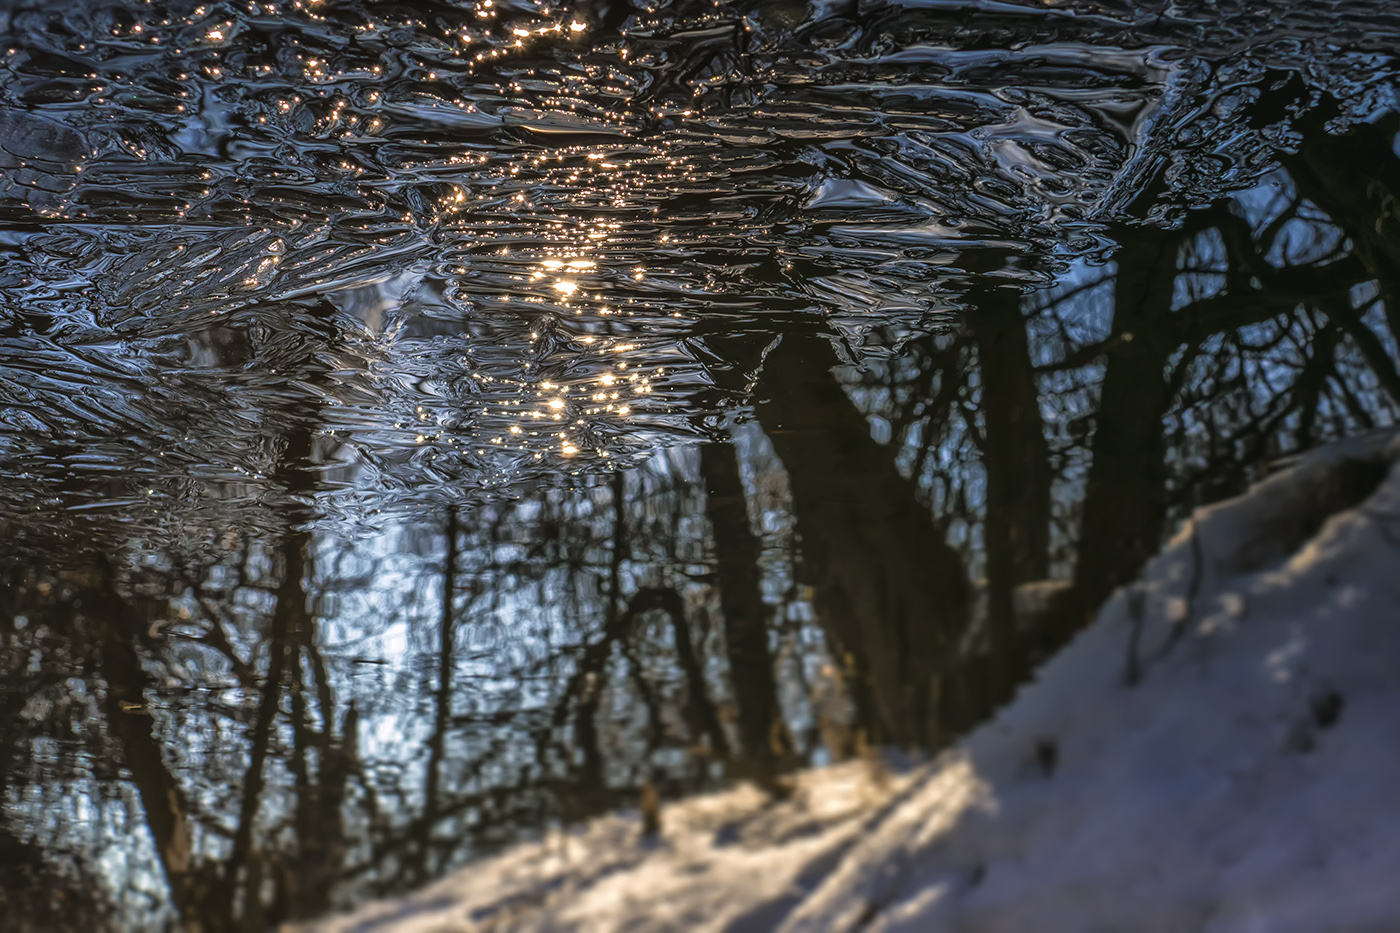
[[301, 431, 1400, 933]]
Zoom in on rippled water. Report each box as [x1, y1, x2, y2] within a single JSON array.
[[3, 0, 1400, 929]]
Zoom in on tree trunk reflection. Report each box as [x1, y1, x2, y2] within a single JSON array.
[[756, 331, 971, 748], [700, 439, 788, 779]]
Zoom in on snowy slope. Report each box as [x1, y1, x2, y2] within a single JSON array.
[[303, 431, 1400, 933]]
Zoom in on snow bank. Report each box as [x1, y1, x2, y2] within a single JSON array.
[[303, 432, 1400, 933]]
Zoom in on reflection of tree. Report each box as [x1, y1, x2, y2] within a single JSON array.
[[756, 332, 971, 748], [1, 571, 116, 933], [6, 86, 1400, 931], [794, 88, 1400, 746], [1066, 223, 1182, 626], [1066, 107, 1399, 624], [0, 299, 370, 930], [700, 440, 787, 777], [965, 285, 1053, 702]]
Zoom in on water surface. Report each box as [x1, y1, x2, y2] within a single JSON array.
[[3, 0, 1400, 928]]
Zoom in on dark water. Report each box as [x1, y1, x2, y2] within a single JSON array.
[[2, 0, 1399, 928]]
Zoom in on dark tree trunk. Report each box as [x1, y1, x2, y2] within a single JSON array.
[[754, 332, 970, 748], [1284, 110, 1400, 337], [699, 440, 786, 775], [965, 285, 1053, 699], [414, 506, 459, 884], [1070, 230, 1181, 623]]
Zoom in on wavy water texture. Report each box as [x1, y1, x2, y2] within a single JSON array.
[[0, 0, 1395, 544]]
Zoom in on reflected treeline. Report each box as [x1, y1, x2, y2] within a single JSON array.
[[825, 83, 1400, 744], [5, 85, 1400, 932]]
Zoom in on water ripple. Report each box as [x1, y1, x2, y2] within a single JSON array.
[[1, 0, 1395, 545]]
